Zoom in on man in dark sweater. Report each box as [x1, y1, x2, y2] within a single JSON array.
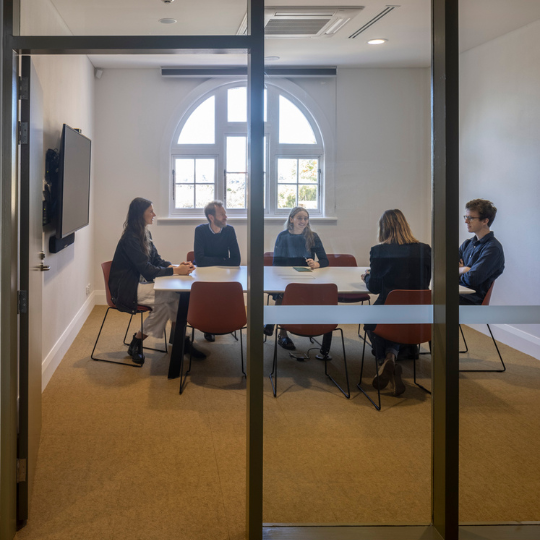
[[459, 199, 505, 305], [194, 200, 241, 341]]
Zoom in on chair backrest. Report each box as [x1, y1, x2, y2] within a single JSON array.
[[482, 281, 495, 306], [264, 252, 274, 267], [187, 281, 246, 334], [281, 283, 338, 337], [186, 251, 195, 263], [326, 253, 357, 267], [101, 261, 116, 309], [374, 289, 432, 345]]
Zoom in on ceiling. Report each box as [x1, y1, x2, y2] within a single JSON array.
[[35, 0, 540, 69]]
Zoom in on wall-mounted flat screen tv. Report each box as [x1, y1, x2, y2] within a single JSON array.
[[56, 124, 91, 239]]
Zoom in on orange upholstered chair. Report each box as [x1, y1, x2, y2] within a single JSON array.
[[357, 289, 432, 410], [179, 281, 247, 394], [459, 281, 505, 373], [91, 261, 167, 368], [269, 283, 350, 399]]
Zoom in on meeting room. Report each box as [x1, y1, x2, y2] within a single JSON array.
[[2, 0, 540, 539]]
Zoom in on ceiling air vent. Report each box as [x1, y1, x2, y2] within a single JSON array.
[[236, 6, 364, 38], [348, 5, 400, 39]]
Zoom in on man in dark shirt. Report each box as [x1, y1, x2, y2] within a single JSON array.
[[459, 199, 505, 305], [194, 200, 241, 341]]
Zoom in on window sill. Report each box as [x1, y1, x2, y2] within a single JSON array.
[[157, 216, 338, 224]]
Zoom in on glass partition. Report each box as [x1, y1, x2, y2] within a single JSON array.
[[261, 0, 432, 522], [90, 53, 250, 538], [20, 0, 248, 36], [458, 0, 540, 525]]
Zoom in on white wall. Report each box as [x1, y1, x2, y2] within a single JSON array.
[[335, 68, 432, 259], [93, 67, 431, 298], [22, 0, 96, 387], [460, 19, 540, 356]]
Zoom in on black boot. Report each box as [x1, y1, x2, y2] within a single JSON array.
[[128, 334, 145, 365]]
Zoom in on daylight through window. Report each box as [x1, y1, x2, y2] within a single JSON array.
[[170, 82, 324, 217]]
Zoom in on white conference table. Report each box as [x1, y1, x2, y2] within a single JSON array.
[[156, 266, 477, 294], [155, 266, 474, 378], [155, 265, 370, 294]]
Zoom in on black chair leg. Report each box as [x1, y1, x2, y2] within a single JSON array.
[[178, 328, 189, 394], [122, 312, 168, 354], [92, 308, 142, 368], [240, 329, 246, 377], [413, 344, 431, 394], [357, 300, 371, 343], [324, 328, 350, 398], [356, 330, 381, 411], [269, 327, 278, 397], [459, 324, 468, 354], [459, 324, 506, 373], [122, 314, 135, 345], [185, 327, 195, 377]]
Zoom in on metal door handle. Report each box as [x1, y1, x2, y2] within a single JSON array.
[[39, 263, 50, 271]]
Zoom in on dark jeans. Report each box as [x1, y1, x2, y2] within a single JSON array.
[[366, 329, 400, 361]]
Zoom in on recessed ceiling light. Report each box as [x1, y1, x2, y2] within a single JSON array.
[[264, 56, 280, 61], [367, 38, 387, 45], [159, 18, 177, 24]]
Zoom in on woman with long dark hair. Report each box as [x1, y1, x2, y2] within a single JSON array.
[[361, 209, 431, 396], [109, 197, 203, 365], [265, 206, 332, 357]]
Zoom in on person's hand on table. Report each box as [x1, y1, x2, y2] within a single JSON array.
[[170, 262, 194, 275], [306, 258, 320, 269], [361, 269, 370, 282]]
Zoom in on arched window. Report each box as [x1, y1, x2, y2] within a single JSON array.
[[169, 81, 326, 217]]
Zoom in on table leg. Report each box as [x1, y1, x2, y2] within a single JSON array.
[[168, 292, 190, 379]]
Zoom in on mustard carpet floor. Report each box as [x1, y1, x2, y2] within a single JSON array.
[[15, 306, 540, 539]]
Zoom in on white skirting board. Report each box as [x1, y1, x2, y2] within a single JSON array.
[[42, 291, 96, 391], [464, 324, 540, 362], [94, 289, 107, 306]]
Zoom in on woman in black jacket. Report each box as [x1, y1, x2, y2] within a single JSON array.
[[361, 209, 431, 396], [109, 197, 200, 365]]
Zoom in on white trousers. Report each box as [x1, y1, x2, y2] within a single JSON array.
[[137, 282, 179, 339]]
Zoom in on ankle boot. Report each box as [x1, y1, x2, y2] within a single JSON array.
[[128, 334, 145, 365]]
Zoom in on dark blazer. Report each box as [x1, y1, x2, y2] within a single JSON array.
[[109, 232, 173, 313], [365, 242, 432, 308]]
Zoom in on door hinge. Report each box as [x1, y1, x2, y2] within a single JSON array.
[[16, 459, 27, 483], [18, 121, 28, 145], [18, 290, 28, 314], [19, 76, 29, 101]]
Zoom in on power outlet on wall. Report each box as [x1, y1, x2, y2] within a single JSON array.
[[86, 284, 91, 296]]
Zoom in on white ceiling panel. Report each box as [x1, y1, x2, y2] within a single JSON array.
[[24, 0, 540, 68]]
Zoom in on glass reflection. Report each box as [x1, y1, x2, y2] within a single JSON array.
[[459, 0, 540, 525]]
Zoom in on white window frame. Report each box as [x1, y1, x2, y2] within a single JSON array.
[[164, 78, 334, 218]]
